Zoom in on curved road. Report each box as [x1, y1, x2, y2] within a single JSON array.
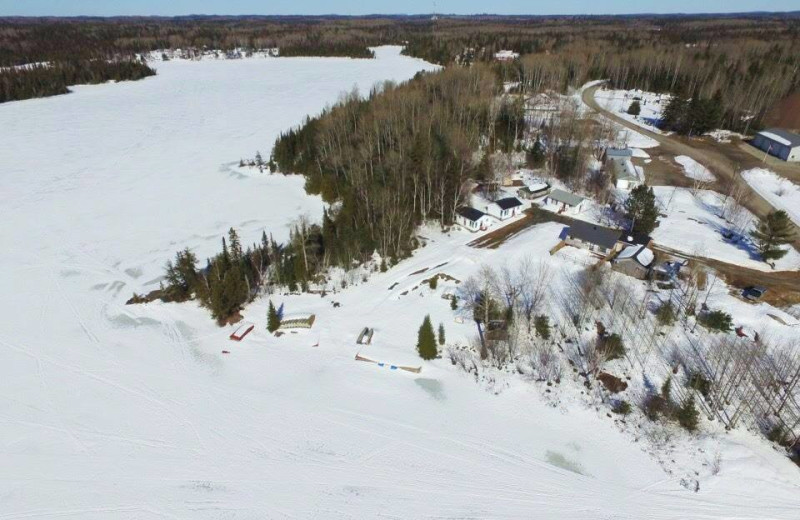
[[582, 84, 800, 252]]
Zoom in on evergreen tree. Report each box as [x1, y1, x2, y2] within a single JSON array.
[[438, 322, 446, 346], [450, 295, 458, 310], [627, 100, 641, 116], [624, 184, 659, 234], [267, 300, 280, 332], [677, 396, 700, 431], [661, 96, 687, 132], [417, 315, 438, 360], [661, 376, 672, 401], [534, 315, 551, 340], [751, 210, 794, 263]]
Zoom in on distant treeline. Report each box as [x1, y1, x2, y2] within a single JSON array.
[[0, 60, 155, 103]]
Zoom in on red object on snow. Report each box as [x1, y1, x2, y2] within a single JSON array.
[[735, 326, 748, 338], [222, 350, 230, 354], [230, 322, 255, 341]]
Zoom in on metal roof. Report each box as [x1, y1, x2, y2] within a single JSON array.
[[567, 220, 622, 249], [456, 206, 486, 221], [758, 128, 800, 147], [547, 189, 585, 207], [495, 197, 523, 210]]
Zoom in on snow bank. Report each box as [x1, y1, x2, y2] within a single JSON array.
[[653, 187, 800, 271], [675, 155, 716, 182], [1, 52, 799, 518], [742, 168, 800, 226], [594, 88, 669, 134]]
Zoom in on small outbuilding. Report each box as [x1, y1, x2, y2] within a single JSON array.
[[518, 181, 551, 200], [612, 245, 655, 279], [455, 206, 492, 232], [494, 50, 520, 61], [751, 128, 800, 162], [605, 148, 643, 190], [543, 189, 586, 215]]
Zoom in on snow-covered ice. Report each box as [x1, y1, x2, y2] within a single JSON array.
[[1, 49, 799, 518], [742, 168, 800, 226], [675, 155, 716, 182]]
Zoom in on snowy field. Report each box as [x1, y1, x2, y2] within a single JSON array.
[[675, 155, 716, 182], [1, 51, 799, 518], [594, 87, 669, 134], [742, 168, 800, 226], [653, 187, 800, 271]]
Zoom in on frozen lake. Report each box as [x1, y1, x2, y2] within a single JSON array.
[[1, 47, 798, 519]]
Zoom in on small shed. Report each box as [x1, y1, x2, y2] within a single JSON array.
[[518, 181, 551, 200], [230, 322, 255, 341], [543, 189, 586, 215], [612, 245, 655, 279]]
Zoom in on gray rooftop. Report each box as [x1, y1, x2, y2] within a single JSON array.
[[567, 220, 622, 249], [759, 128, 800, 147], [606, 148, 633, 158], [547, 189, 584, 207]]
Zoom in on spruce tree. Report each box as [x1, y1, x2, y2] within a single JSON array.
[[438, 322, 446, 346], [450, 295, 458, 310], [267, 300, 280, 332], [534, 315, 550, 340], [661, 376, 672, 401], [624, 184, 659, 234], [627, 100, 641, 116], [751, 210, 794, 263], [677, 396, 700, 431], [417, 315, 438, 360]]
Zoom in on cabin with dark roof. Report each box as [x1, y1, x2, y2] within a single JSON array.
[[455, 206, 492, 232], [485, 197, 524, 221], [565, 221, 624, 256]]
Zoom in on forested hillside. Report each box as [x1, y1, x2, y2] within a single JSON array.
[[271, 66, 520, 263]]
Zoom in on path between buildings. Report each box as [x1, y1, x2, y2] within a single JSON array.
[[582, 84, 800, 251], [470, 208, 800, 306]]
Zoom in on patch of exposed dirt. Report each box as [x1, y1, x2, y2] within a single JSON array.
[[597, 372, 628, 393]]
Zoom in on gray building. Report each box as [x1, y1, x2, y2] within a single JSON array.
[[751, 128, 800, 162]]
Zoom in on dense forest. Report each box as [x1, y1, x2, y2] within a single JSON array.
[[3, 14, 799, 123], [0, 60, 155, 103], [271, 65, 519, 264]]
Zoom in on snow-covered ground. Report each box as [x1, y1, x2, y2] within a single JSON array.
[[653, 187, 800, 271], [675, 155, 717, 182], [742, 168, 800, 226], [594, 87, 669, 134], [1, 52, 799, 518]]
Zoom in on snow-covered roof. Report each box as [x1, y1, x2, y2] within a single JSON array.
[[494, 50, 520, 60], [616, 245, 655, 267], [547, 189, 584, 207], [611, 159, 640, 182], [758, 129, 800, 148]]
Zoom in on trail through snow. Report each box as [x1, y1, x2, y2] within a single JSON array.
[[1, 49, 799, 518]]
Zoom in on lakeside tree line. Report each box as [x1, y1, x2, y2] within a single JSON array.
[[271, 65, 522, 264], [0, 59, 155, 103]]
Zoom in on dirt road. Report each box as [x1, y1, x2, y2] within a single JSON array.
[[582, 84, 800, 250]]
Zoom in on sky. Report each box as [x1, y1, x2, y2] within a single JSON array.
[[1, 0, 798, 17]]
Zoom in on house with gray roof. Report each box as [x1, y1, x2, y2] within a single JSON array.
[[751, 128, 800, 162], [565, 221, 624, 256], [543, 189, 586, 215]]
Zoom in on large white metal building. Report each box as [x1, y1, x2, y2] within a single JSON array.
[[751, 128, 800, 162]]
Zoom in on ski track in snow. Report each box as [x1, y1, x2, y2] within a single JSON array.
[[1, 48, 799, 518]]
